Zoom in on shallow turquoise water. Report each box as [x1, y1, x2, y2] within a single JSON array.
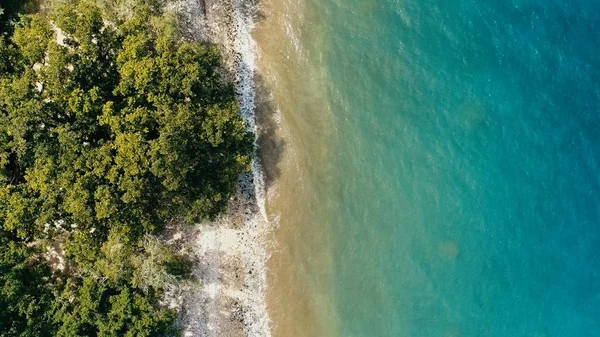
[[299, 0, 600, 335]]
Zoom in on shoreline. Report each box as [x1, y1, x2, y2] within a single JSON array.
[[165, 1, 273, 336], [251, 0, 341, 334]]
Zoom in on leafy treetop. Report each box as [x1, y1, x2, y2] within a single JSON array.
[[0, 1, 252, 243]]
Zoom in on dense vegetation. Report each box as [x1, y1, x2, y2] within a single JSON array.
[[0, 0, 39, 34], [0, 0, 252, 335]]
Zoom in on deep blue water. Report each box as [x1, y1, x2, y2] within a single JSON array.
[[304, 0, 600, 335]]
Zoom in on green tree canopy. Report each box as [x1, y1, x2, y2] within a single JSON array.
[[0, 233, 56, 337], [0, 1, 252, 242], [0, 0, 39, 35]]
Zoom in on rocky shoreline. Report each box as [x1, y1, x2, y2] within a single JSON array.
[[163, 1, 272, 336]]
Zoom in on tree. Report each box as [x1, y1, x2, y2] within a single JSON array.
[[0, 232, 56, 337], [0, 0, 252, 240], [53, 272, 178, 337]]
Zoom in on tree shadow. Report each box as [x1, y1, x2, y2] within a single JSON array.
[[0, 0, 41, 33], [249, 3, 285, 192], [253, 73, 284, 191]]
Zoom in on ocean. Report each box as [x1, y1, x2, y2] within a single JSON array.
[[255, 0, 600, 336]]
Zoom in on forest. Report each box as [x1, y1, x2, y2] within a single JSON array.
[[0, 0, 252, 335]]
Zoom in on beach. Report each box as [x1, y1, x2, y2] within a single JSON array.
[[167, 0, 338, 335], [169, 0, 600, 336]]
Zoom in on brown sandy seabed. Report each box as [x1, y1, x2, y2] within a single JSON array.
[[251, 0, 340, 336]]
